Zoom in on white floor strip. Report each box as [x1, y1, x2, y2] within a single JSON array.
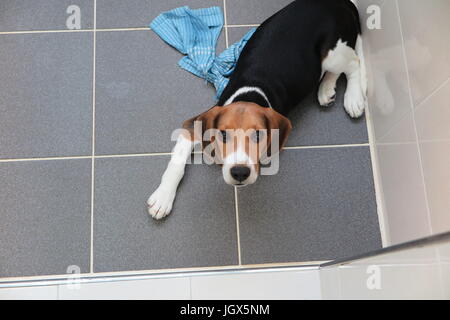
[[365, 100, 390, 247], [0, 262, 325, 287]]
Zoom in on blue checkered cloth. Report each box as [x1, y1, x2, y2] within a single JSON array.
[[150, 6, 256, 99]]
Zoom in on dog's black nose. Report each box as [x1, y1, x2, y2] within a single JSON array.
[[230, 166, 251, 182]]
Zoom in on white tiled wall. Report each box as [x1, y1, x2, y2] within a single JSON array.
[[321, 241, 450, 300], [58, 277, 191, 300], [322, 263, 445, 300], [359, 0, 450, 245], [0, 268, 322, 300], [0, 285, 58, 300], [190, 270, 321, 300]]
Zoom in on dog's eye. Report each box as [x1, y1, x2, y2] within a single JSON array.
[[220, 130, 229, 143], [251, 130, 265, 143]]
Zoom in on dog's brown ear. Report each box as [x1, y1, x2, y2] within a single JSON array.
[[182, 106, 222, 142], [264, 108, 292, 157]]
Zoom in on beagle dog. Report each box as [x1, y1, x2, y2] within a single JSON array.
[[148, 0, 367, 219]]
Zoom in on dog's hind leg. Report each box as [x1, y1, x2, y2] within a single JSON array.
[[322, 36, 367, 118], [318, 71, 340, 107]]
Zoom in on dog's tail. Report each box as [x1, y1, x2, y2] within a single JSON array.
[[347, 0, 362, 34]]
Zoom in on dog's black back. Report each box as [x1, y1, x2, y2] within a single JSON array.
[[218, 0, 361, 116]]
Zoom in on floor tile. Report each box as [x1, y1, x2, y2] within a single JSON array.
[[285, 78, 368, 147], [0, 160, 91, 278], [97, 0, 223, 29], [226, 26, 254, 45], [95, 30, 225, 155], [226, 0, 294, 25], [0, 0, 94, 31], [0, 33, 93, 159], [237, 147, 381, 264], [227, 27, 369, 147], [93, 156, 238, 272]]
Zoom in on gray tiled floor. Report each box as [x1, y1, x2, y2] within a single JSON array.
[[226, 0, 295, 25], [0, 160, 91, 278], [0, 33, 93, 159], [238, 148, 381, 265], [95, 30, 224, 155], [0, 0, 94, 31], [0, 0, 381, 278], [97, 0, 224, 29], [94, 156, 238, 272]]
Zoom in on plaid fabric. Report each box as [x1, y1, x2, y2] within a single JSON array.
[[150, 6, 256, 99]]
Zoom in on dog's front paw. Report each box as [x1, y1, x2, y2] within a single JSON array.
[[344, 86, 367, 118], [147, 186, 176, 220]]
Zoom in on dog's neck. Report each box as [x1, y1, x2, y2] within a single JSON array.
[[223, 86, 272, 109]]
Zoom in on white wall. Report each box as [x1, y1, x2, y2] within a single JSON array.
[[0, 268, 322, 300], [359, 0, 450, 245], [320, 238, 450, 300]]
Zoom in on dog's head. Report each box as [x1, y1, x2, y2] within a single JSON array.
[[183, 102, 292, 186]]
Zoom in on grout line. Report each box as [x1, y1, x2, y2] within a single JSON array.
[[223, 0, 229, 48], [0, 144, 371, 163], [0, 144, 370, 163], [234, 187, 242, 266], [0, 25, 257, 36], [226, 24, 260, 28], [90, 0, 97, 274], [96, 27, 149, 32], [283, 143, 369, 150], [0, 29, 94, 35], [0, 27, 149, 35], [95, 152, 174, 158], [395, 0, 433, 236], [0, 156, 92, 163]]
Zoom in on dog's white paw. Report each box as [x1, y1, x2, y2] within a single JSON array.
[[318, 80, 337, 107], [147, 186, 176, 220], [344, 86, 367, 118]]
